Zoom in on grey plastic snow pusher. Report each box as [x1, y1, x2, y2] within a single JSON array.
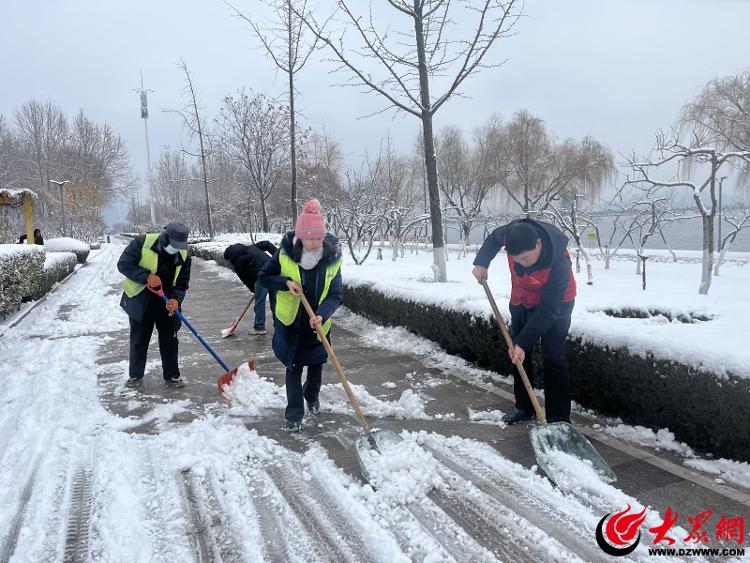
[[481, 280, 616, 486], [297, 291, 402, 482]]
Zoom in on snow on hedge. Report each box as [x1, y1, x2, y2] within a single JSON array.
[[45, 237, 90, 263], [45, 237, 90, 252]]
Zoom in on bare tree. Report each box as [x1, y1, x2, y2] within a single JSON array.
[[682, 71, 750, 155], [627, 130, 749, 293], [0, 115, 22, 191], [545, 136, 615, 284], [216, 89, 292, 232], [226, 0, 318, 221], [14, 100, 68, 219], [435, 124, 501, 256], [166, 59, 215, 239], [295, 0, 521, 281], [715, 205, 750, 276], [329, 154, 391, 264]]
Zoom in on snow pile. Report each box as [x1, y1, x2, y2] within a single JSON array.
[[467, 408, 508, 426], [684, 458, 750, 489], [356, 433, 445, 505], [320, 384, 430, 420], [222, 363, 286, 415], [602, 424, 695, 456]]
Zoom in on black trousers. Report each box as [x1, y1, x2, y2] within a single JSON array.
[[285, 364, 323, 422], [129, 296, 180, 380], [510, 300, 574, 423]]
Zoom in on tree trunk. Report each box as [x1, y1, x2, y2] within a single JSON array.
[[260, 196, 269, 232], [714, 233, 737, 276], [413, 3, 446, 282], [575, 239, 594, 285], [699, 215, 714, 294], [287, 21, 298, 221]]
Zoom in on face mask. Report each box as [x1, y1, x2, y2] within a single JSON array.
[[164, 244, 179, 255]]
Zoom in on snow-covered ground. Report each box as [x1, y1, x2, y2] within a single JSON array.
[[339, 245, 750, 380], [4, 242, 743, 561]]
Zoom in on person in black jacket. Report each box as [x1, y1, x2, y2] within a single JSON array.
[[117, 223, 192, 388], [473, 219, 577, 425], [18, 229, 44, 245], [223, 240, 278, 335]]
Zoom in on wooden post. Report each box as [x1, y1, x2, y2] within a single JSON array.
[[23, 193, 34, 244]]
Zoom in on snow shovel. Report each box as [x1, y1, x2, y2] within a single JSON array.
[[297, 290, 402, 481], [147, 286, 250, 398], [481, 280, 616, 485], [221, 293, 255, 338]]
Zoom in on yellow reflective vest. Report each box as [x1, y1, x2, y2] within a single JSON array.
[[275, 250, 342, 336], [122, 233, 188, 298]]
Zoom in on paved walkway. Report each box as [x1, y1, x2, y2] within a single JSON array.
[[97, 247, 750, 515]]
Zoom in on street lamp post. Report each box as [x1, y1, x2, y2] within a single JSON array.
[[718, 176, 727, 254], [49, 179, 71, 236]]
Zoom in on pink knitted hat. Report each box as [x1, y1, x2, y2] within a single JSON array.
[[295, 199, 326, 239]]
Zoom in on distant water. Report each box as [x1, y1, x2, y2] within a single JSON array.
[[451, 215, 750, 252]]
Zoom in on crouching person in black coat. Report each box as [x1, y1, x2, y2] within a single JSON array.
[[257, 199, 343, 432], [117, 223, 192, 388], [223, 240, 278, 335]]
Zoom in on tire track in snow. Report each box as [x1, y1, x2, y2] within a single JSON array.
[[403, 500, 497, 562], [242, 470, 297, 561], [179, 469, 244, 563], [62, 458, 94, 563], [424, 443, 602, 562], [0, 460, 39, 563], [264, 458, 375, 562], [180, 471, 212, 562]]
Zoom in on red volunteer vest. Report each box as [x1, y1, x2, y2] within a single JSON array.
[[507, 251, 576, 309]]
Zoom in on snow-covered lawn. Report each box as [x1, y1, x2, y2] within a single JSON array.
[[340, 246, 750, 380]]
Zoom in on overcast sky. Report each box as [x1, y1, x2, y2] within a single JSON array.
[[2, 0, 749, 199]]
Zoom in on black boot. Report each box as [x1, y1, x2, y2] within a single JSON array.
[[502, 408, 536, 425], [306, 399, 320, 416]]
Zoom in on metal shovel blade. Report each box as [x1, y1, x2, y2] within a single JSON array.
[[354, 429, 403, 484], [530, 422, 617, 485]]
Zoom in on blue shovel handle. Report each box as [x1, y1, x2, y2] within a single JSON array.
[[148, 286, 231, 372]]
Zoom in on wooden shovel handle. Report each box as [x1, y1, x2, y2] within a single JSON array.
[[481, 280, 546, 424], [297, 291, 372, 433], [238, 294, 255, 321]]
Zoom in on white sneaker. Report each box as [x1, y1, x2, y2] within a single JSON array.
[[249, 328, 266, 335]]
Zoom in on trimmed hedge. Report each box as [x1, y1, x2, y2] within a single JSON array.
[[0, 245, 45, 318], [31, 253, 77, 300], [343, 282, 750, 462]]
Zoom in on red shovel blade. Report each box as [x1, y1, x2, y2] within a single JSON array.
[[218, 358, 256, 399], [220, 316, 241, 338]]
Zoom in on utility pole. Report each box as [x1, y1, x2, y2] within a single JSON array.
[[135, 71, 156, 226]]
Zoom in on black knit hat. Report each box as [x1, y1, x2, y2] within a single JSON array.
[[506, 222, 540, 255], [163, 222, 189, 250]]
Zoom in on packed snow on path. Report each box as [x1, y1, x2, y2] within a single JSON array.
[[0, 243, 704, 561]]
